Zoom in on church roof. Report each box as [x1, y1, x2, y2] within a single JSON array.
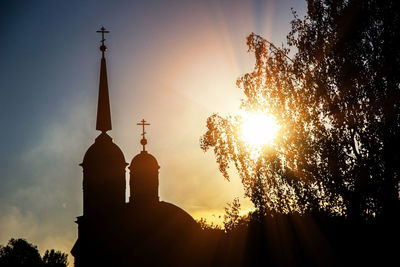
[[126, 200, 198, 230], [157, 201, 197, 226]]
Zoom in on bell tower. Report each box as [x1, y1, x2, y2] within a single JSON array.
[[80, 27, 127, 216], [129, 119, 160, 206]]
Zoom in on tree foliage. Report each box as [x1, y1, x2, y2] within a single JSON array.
[[223, 198, 243, 232], [42, 249, 68, 267], [196, 218, 223, 231], [0, 238, 68, 267], [201, 0, 400, 221], [0, 238, 43, 267]]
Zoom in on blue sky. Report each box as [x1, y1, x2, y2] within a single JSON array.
[[0, 0, 306, 259]]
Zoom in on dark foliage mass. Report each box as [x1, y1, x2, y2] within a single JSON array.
[[0, 238, 68, 267], [199, 0, 400, 265], [210, 211, 398, 266], [201, 0, 400, 222]]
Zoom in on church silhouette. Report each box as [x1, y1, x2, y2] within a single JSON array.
[[70, 28, 219, 267]]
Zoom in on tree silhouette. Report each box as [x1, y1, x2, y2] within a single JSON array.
[[0, 238, 68, 267], [201, 0, 400, 221], [0, 239, 42, 267], [223, 198, 242, 232], [42, 249, 68, 267]]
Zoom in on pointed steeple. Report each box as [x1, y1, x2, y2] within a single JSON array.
[[96, 27, 112, 132]]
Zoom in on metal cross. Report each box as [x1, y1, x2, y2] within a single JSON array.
[[96, 26, 109, 57], [96, 26, 109, 46], [137, 119, 151, 151]]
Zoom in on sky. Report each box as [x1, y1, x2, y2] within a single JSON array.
[[0, 0, 306, 259]]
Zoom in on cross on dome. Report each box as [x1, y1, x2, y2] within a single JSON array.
[[137, 119, 151, 151]]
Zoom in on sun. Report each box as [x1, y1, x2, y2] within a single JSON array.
[[241, 112, 280, 147]]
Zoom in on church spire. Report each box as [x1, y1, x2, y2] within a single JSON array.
[[95, 27, 112, 132]]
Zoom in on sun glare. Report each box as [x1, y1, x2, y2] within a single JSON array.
[[241, 113, 280, 147]]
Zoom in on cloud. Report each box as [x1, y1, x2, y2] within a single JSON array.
[[0, 96, 91, 261]]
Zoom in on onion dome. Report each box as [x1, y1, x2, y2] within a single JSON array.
[[129, 150, 159, 170], [82, 132, 126, 168]]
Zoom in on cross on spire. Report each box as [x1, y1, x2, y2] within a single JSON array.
[[96, 26, 109, 57], [137, 119, 151, 151]]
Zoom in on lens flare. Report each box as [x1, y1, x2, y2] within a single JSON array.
[[241, 112, 280, 147]]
